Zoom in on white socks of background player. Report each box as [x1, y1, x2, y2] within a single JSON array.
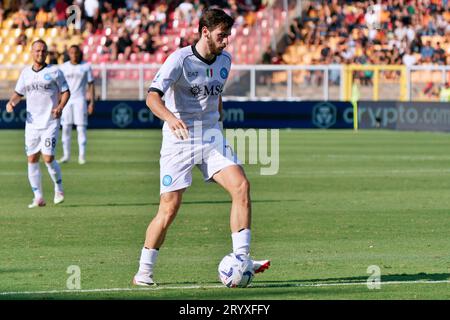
[[232, 228, 251, 256], [77, 125, 87, 160], [61, 125, 72, 160], [28, 163, 43, 200], [138, 248, 159, 275], [45, 160, 64, 193]]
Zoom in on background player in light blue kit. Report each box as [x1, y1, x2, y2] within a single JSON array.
[[59, 45, 95, 165], [5, 39, 70, 208]]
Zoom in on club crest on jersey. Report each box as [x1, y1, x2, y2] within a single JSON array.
[[206, 68, 214, 78], [152, 73, 161, 83], [220, 68, 228, 79], [162, 175, 173, 186], [44, 73, 52, 81]]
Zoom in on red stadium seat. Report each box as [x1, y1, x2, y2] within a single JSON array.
[[142, 52, 151, 63]]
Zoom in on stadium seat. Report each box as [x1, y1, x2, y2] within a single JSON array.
[[142, 52, 151, 63]]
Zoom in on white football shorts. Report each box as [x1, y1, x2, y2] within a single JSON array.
[[159, 122, 241, 194], [61, 98, 88, 126], [25, 120, 60, 156]]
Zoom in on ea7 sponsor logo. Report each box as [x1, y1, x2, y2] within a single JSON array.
[[187, 71, 198, 78]]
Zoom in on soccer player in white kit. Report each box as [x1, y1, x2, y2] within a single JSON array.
[[133, 8, 270, 286], [5, 40, 70, 208], [59, 45, 95, 165]]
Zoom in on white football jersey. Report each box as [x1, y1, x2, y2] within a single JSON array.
[[149, 45, 231, 128], [59, 61, 94, 100], [15, 64, 69, 129]]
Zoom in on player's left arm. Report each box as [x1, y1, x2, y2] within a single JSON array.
[[53, 90, 70, 118], [87, 81, 95, 115], [218, 95, 224, 131], [53, 70, 71, 118], [87, 65, 95, 115], [218, 95, 223, 121]]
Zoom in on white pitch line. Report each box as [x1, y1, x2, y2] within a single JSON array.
[[1, 280, 449, 296]]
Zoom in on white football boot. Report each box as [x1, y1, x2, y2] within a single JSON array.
[[54, 192, 65, 205], [78, 157, 86, 165], [28, 198, 46, 209], [252, 259, 271, 274], [58, 156, 69, 164], [237, 254, 271, 274], [132, 272, 157, 286]]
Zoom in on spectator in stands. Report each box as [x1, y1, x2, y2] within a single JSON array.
[[62, 44, 70, 62], [35, 6, 54, 28], [176, 0, 195, 26], [115, 28, 133, 60], [402, 47, 417, 67], [15, 29, 28, 46], [48, 44, 60, 64], [0, 3, 4, 27], [84, 0, 100, 26], [12, 8, 32, 28], [34, 0, 50, 10], [53, 0, 68, 27], [433, 41, 446, 64], [124, 8, 141, 31], [420, 40, 435, 60]]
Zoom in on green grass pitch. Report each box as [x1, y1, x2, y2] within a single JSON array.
[[0, 129, 449, 299]]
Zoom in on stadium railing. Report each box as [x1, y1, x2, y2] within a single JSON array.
[[0, 64, 449, 101]]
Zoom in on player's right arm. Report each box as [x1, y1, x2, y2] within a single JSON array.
[[6, 70, 26, 113], [6, 92, 23, 113], [147, 50, 188, 140], [147, 91, 188, 140]]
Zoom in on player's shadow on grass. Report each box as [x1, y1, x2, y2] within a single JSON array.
[[63, 199, 302, 208], [252, 272, 450, 288], [159, 273, 450, 287]]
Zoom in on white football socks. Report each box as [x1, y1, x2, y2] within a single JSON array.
[[61, 125, 72, 160], [45, 160, 64, 193], [77, 125, 87, 160], [28, 162, 43, 199], [139, 248, 159, 275], [232, 228, 251, 256]]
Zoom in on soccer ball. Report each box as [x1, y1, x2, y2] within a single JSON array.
[[218, 253, 254, 288]]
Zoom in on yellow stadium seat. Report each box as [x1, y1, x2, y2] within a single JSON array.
[[0, 70, 8, 80], [8, 53, 17, 64], [22, 52, 30, 64], [7, 70, 20, 81], [3, 44, 10, 54], [15, 45, 23, 54], [47, 28, 58, 37], [25, 28, 34, 38], [8, 36, 15, 46], [35, 28, 46, 38]]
